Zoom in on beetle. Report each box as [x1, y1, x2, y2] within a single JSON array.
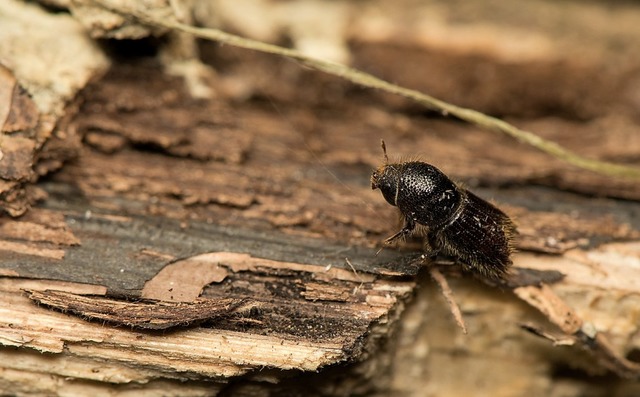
[[371, 140, 516, 280]]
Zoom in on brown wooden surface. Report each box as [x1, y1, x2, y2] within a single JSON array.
[[3, 1, 640, 396]]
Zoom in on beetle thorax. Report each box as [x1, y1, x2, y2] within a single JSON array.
[[394, 162, 463, 229]]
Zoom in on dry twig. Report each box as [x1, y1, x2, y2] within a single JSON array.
[[515, 284, 640, 379], [429, 266, 467, 334]]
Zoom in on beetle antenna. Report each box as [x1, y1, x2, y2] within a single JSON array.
[[380, 139, 389, 163]]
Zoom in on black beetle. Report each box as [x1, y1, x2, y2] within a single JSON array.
[[371, 140, 516, 280]]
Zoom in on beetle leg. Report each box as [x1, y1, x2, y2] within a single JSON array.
[[423, 232, 441, 258], [384, 217, 415, 245]]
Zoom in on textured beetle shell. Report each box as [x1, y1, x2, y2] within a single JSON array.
[[372, 160, 516, 280], [428, 190, 516, 280], [394, 162, 463, 229]]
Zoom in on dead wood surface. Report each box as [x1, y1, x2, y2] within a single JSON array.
[[2, 1, 640, 396]]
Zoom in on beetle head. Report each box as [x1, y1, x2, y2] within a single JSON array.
[[371, 140, 400, 206]]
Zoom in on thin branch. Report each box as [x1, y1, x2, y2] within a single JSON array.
[[515, 285, 640, 379], [94, 1, 640, 180], [429, 267, 467, 334]]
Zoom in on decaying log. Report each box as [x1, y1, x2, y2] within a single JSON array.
[[0, 210, 419, 395], [3, 0, 640, 396], [0, 0, 109, 216]]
